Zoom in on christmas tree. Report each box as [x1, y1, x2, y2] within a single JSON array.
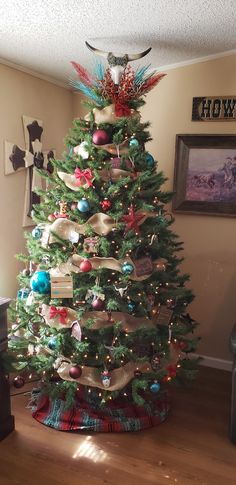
[[6, 45, 199, 432]]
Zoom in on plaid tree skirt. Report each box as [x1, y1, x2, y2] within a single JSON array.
[[32, 389, 170, 432]]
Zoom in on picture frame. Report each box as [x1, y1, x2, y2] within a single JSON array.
[[172, 134, 236, 217]]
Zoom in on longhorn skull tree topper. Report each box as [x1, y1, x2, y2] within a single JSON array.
[[85, 41, 152, 84]]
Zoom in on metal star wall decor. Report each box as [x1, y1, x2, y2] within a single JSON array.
[[4, 115, 55, 227]]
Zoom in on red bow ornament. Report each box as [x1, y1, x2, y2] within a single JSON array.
[[49, 306, 68, 325], [74, 168, 93, 187]]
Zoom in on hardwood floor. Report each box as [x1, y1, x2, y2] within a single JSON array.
[[0, 367, 235, 485]]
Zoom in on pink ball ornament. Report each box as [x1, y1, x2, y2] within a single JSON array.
[[92, 297, 105, 310], [48, 214, 56, 222], [69, 365, 82, 379], [92, 129, 110, 146], [79, 259, 92, 273]]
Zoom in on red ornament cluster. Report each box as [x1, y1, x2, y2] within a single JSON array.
[[100, 199, 112, 212]]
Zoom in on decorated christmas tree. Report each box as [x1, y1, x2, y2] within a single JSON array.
[[6, 44, 199, 432]]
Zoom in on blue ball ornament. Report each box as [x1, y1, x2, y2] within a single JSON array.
[[146, 153, 155, 169], [77, 199, 90, 213], [150, 381, 161, 393], [129, 138, 139, 147], [30, 271, 51, 294], [32, 227, 42, 240], [127, 301, 136, 312], [48, 336, 58, 350], [121, 262, 134, 275]]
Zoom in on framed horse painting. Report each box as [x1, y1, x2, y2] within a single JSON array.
[[172, 134, 236, 217]]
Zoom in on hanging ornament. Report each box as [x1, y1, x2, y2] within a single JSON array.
[[13, 376, 25, 389], [121, 261, 134, 275], [30, 271, 50, 294], [151, 354, 161, 371], [178, 341, 187, 351], [79, 259, 92, 272], [167, 364, 177, 378], [146, 153, 155, 169], [110, 157, 133, 170], [101, 370, 111, 388], [77, 198, 90, 212], [121, 205, 144, 234], [41, 254, 51, 265], [58, 202, 68, 218], [129, 138, 139, 147], [100, 199, 112, 212], [22, 268, 30, 277], [134, 369, 142, 377], [32, 226, 42, 240], [150, 381, 161, 393], [69, 230, 80, 244], [74, 141, 89, 159], [69, 365, 82, 379], [92, 129, 111, 145], [92, 297, 105, 310], [83, 236, 99, 253], [71, 321, 82, 341], [127, 301, 136, 312], [70, 202, 77, 211], [17, 288, 30, 300], [48, 336, 58, 350], [114, 285, 128, 297]]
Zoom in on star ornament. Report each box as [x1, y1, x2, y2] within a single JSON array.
[[121, 205, 145, 234]]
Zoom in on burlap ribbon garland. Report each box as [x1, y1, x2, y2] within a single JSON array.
[[41, 305, 158, 332], [84, 103, 140, 125], [42, 211, 157, 246], [56, 254, 166, 281], [57, 168, 136, 190], [54, 343, 180, 391]]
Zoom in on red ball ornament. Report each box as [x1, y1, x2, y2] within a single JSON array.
[[69, 365, 82, 379], [167, 364, 177, 378], [79, 259, 92, 273], [92, 129, 110, 146], [48, 214, 56, 222], [100, 199, 112, 212], [13, 376, 25, 389], [179, 341, 187, 350], [92, 297, 105, 310]]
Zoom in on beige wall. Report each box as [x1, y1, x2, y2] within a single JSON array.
[[0, 64, 73, 298], [141, 54, 236, 361]]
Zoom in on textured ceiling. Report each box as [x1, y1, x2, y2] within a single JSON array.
[[0, 0, 236, 85]]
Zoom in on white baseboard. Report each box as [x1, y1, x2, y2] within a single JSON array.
[[192, 353, 232, 371]]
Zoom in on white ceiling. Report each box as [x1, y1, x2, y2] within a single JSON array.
[[0, 0, 236, 86]]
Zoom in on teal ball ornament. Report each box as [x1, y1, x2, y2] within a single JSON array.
[[30, 271, 50, 294], [32, 227, 42, 240], [48, 336, 58, 350], [121, 262, 134, 275], [127, 301, 136, 312], [77, 199, 90, 213], [146, 153, 155, 169], [129, 138, 139, 147], [150, 381, 160, 393]]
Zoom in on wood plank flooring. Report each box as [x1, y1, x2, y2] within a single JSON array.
[[0, 367, 235, 485]]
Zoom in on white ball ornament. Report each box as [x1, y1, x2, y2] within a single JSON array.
[[74, 141, 89, 160]]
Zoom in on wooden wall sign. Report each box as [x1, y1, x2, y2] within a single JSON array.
[[192, 96, 236, 121]]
